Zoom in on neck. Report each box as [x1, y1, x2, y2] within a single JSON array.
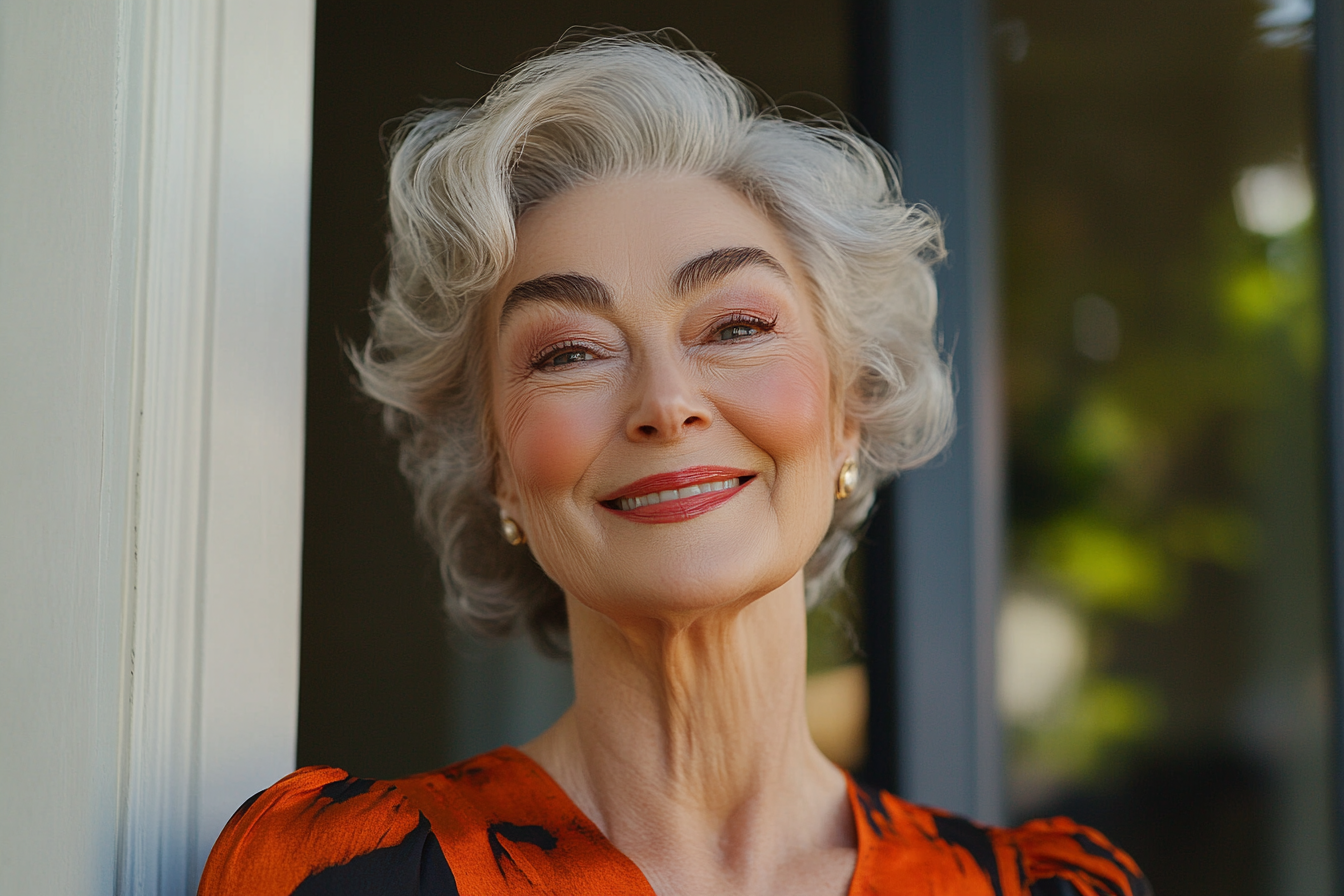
[[521, 573, 854, 894]]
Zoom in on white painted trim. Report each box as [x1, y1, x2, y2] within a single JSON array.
[[194, 0, 314, 881], [112, 0, 313, 891], [117, 0, 223, 891]]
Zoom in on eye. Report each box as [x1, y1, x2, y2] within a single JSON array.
[[717, 324, 758, 341], [532, 341, 598, 369], [547, 350, 594, 366], [712, 313, 775, 342]]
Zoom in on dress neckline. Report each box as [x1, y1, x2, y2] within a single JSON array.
[[441, 745, 870, 896]]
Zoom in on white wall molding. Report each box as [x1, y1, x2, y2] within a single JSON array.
[[193, 0, 314, 882], [112, 0, 314, 892], [116, 0, 223, 893], [0, 1, 311, 892]]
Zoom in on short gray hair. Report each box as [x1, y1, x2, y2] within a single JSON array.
[[355, 32, 954, 655]]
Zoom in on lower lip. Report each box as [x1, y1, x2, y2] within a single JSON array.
[[602, 480, 750, 524]]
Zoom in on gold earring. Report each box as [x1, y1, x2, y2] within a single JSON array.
[[835, 458, 858, 500], [500, 515, 526, 546]]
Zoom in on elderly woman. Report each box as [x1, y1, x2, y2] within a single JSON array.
[[200, 34, 1148, 896]]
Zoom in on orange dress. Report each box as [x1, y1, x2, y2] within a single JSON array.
[[198, 747, 1149, 896]]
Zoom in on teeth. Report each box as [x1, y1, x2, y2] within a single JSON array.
[[615, 477, 741, 511]]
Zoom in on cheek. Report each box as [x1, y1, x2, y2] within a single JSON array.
[[500, 388, 613, 503], [718, 352, 834, 467]]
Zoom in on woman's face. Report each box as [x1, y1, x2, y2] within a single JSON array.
[[489, 175, 856, 623]]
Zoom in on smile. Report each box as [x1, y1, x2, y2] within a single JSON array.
[[614, 477, 742, 511], [598, 466, 756, 523]]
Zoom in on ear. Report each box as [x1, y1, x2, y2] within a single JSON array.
[[493, 450, 522, 524], [834, 412, 861, 470]]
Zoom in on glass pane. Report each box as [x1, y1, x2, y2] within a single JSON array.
[[993, 2, 1331, 893]]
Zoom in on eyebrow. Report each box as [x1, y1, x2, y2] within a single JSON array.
[[672, 246, 790, 294], [498, 246, 789, 326], [499, 273, 614, 326]]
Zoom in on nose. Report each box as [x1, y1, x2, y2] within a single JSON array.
[[625, 351, 713, 442]]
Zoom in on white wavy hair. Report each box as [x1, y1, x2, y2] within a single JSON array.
[[355, 32, 954, 655]]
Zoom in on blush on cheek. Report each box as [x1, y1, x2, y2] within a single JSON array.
[[504, 394, 611, 499], [723, 359, 833, 458]]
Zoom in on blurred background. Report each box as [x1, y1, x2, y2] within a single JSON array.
[[994, 3, 1329, 893], [299, 2, 1335, 893]]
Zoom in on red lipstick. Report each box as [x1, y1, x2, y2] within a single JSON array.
[[599, 466, 755, 524], [599, 466, 755, 502]]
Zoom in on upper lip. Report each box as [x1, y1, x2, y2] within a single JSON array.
[[597, 466, 756, 502]]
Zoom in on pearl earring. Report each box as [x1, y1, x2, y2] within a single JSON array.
[[500, 514, 526, 546], [835, 458, 858, 500]]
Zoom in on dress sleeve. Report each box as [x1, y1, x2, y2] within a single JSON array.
[[1000, 817, 1152, 896], [197, 766, 456, 896]]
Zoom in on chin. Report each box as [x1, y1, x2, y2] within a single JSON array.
[[534, 489, 831, 625], [567, 548, 806, 627]]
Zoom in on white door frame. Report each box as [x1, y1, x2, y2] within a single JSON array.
[[114, 0, 314, 891]]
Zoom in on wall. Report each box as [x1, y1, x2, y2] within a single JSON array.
[[0, 2, 130, 892], [0, 1, 313, 892]]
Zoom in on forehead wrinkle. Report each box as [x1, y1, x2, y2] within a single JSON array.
[[671, 246, 791, 295], [499, 273, 614, 327]]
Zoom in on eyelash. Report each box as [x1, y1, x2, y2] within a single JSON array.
[[530, 340, 598, 370], [712, 312, 777, 342], [528, 312, 777, 371]]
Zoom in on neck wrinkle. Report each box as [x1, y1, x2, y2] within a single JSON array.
[[525, 571, 849, 881]]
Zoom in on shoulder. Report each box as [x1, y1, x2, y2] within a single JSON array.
[[993, 815, 1151, 896], [390, 748, 654, 894], [197, 765, 455, 896], [196, 748, 636, 896], [851, 784, 1151, 896]]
